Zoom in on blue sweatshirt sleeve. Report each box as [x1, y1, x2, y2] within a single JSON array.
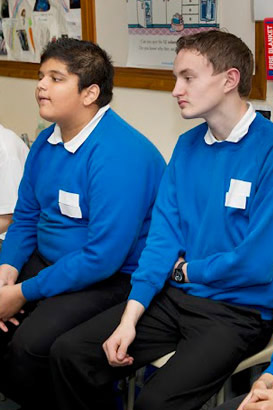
[[188, 147, 273, 288], [129, 152, 185, 309], [21, 144, 165, 301], [264, 355, 273, 375], [0, 143, 40, 269]]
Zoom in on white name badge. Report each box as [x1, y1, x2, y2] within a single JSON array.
[[225, 179, 252, 210], [58, 190, 82, 218]]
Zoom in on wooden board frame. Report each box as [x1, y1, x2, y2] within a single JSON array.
[[0, 0, 266, 100]]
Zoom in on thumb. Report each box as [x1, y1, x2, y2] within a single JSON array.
[[117, 340, 128, 361]]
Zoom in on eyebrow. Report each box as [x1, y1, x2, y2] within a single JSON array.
[[38, 69, 67, 76], [173, 68, 196, 77]]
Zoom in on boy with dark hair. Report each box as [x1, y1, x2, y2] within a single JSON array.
[[49, 30, 273, 410], [0, 37, 165, 408]]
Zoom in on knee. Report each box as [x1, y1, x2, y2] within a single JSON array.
[[9, 327, 37, 361], [50, 333, 78, 368]]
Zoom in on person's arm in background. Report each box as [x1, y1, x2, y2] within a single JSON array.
[[0, 141, 40, 274], [0, 214, 13, 235]]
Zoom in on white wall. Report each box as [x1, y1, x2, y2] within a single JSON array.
[[0, 0, 272, 162]]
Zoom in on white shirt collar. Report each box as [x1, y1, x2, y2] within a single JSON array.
[[204, 103, 256, 145], [47, 104, 110, 153]]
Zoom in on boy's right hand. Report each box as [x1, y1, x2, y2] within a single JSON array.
[[0, 264, 19, 287]]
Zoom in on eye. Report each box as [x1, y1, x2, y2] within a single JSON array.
[[52, 76, 62, 82]]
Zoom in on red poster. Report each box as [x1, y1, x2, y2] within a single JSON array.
[[264, 18, 273, 80]]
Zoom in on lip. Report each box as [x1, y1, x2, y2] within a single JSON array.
[[38, 95, 50, 104], [177, 99, 188, 108]]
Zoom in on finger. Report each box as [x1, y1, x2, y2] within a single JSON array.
[[110, 356, 134, 367], [116, 340, 129, 361], [7, 279, 15, 286], [238, 392, 253, 410], [0, 279, 5, 288], [252, 389, 273, 401], [244, 402, 270, 410], [8, 317, 20, 326], [0, 320, 8, 332]]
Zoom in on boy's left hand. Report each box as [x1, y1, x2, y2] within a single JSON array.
[[0, 284, 26, 322]]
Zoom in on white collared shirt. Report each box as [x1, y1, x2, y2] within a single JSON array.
[[47, 104, 110, 153], [204, 103, 256, 145]]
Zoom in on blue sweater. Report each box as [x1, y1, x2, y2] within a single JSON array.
[[0, 109, 165, 300], [129, 114, 273, 319]]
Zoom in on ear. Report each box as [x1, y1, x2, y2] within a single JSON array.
[[82, 84, 100, 106], [224, 68, 240, 94]]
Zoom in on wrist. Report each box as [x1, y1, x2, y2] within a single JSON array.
[[259, 373, 273, 389], [120, 300, 145, 327], [15, 283, 27, 304], [172, 261, 188, 283]]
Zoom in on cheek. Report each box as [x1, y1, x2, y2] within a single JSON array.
[[35, 88, 39, 102]]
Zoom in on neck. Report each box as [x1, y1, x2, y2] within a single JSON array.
[[60, 105, 100, 143], [207, 98, 248, 141]]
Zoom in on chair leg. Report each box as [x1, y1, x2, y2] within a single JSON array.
[[216, 385, 225, 406], [127, 373, 136, 410]]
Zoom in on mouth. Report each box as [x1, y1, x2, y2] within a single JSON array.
[[178, 99, 188, 108], [38, 95, 50, 104]]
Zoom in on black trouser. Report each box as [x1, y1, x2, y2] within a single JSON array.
[[50, 285, 273, 410], [0, 250, 131, 409]]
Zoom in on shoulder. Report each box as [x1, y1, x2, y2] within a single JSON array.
[[170, 122, 207, 161], [95, 108, 165, 164], [0, 124, 29, 160], [247, 114, 273, 155], [250, 113, 273, 142]]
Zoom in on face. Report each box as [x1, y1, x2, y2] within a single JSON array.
[[36, 58, 85, 127], [172, 49, 227, 121]]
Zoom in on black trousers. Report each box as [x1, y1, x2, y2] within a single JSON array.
[[0, 250, 131, 409], [50, 284, 273, 410]]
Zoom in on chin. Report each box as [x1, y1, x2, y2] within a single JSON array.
[[180, 111, 196, 120]]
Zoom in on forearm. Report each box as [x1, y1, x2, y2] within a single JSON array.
[[0, 214, 13, 234], [120, 299, 145, 327]]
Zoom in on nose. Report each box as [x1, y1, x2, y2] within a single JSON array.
[[37, 76, 47, 91], [172, 78, 185, 98]]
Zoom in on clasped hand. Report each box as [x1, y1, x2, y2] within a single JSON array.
[[0, 265, 25, 332], [238, 374, 273, 409]]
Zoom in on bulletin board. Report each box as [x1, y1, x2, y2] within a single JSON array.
[[0, 0, 266, 100], [0, 0, 95, 78]]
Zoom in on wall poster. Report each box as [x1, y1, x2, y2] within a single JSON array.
[[127, 0, 219, 69]]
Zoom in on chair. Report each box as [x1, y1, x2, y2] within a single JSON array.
[[126, 335, 273, 410]]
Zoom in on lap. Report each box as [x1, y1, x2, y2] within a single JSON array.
[[10, 272, 131, 356]]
